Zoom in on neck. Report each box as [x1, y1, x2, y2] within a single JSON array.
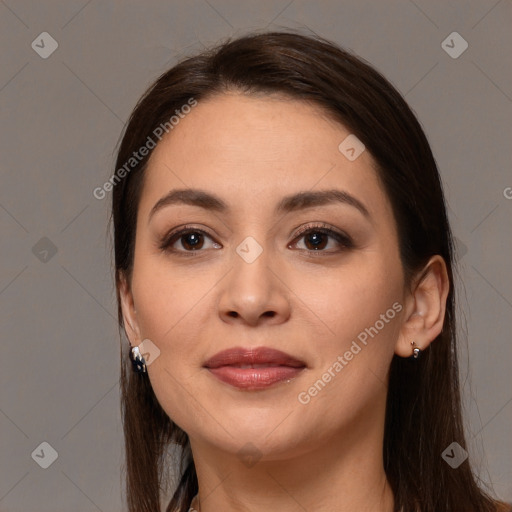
[[188, 406, 394, 512]]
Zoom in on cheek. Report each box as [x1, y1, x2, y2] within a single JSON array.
[[130, 262, 207, 362], [293, 257, 403, 351], [129, 266, 209, 428], [291, 266, 402, 430]]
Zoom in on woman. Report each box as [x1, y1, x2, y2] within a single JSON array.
[[110, 31, 510, 512]]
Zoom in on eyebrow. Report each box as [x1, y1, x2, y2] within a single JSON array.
[[148, 187, 370, 223]]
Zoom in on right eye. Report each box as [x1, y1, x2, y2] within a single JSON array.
[[159, 227, 222, 255]]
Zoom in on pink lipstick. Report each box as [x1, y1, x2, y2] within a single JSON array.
[[204, 346, 306, 390]]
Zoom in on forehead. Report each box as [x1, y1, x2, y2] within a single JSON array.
[[138, 93, 391, 222], [153, 92, 349, 167]]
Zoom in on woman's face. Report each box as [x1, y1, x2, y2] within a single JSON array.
[[122, 92, 408, 460]]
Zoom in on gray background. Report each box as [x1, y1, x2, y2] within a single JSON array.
[[1, 1, 511, 510]]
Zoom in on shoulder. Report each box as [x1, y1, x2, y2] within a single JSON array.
[[495, 501, 512, 512]]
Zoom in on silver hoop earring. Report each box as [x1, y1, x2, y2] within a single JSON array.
[[129, 345, 147, 373], [411, 341, 421, 359]]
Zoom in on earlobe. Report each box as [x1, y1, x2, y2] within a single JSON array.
[[118, 272, 141, 347], [394, 255, 450, 358]]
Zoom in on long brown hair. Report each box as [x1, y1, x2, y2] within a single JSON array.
[[111, 30, 508, 512]]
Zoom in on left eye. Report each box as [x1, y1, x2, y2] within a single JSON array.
[[290, 226, 353, 252]]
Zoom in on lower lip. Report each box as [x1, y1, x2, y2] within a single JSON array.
[[207, 366, 305, 389]]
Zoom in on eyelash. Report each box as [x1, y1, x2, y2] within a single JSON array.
[[158, 222, 354, 257]]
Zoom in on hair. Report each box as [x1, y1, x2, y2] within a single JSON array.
[[110, 30, 509, 512]]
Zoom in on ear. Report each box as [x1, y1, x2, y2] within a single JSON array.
[[118, 271, 142, 348], [394, 255, 450, 357]]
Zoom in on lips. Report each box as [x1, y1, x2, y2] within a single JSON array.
[[204, 347, 306, 390], [203, 347, 306, 369]]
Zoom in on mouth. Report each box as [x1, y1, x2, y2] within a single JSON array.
[[203, 346, 307, 390]]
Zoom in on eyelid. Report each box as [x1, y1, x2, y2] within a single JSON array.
[[291, 222, 351, 241]]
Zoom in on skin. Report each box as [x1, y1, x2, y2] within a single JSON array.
[[119, 92, 449, 512]]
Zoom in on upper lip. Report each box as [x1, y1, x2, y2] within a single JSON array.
[[204, 346, 306, 369]]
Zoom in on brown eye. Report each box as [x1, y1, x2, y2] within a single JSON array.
[[179, 232, 205, 250], [290, 224, 353, 253], [302, 231, 329, 250], [159, 227, 220, 255]]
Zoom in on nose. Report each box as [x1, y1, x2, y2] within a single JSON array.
[[217, 243, 291, 327]]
